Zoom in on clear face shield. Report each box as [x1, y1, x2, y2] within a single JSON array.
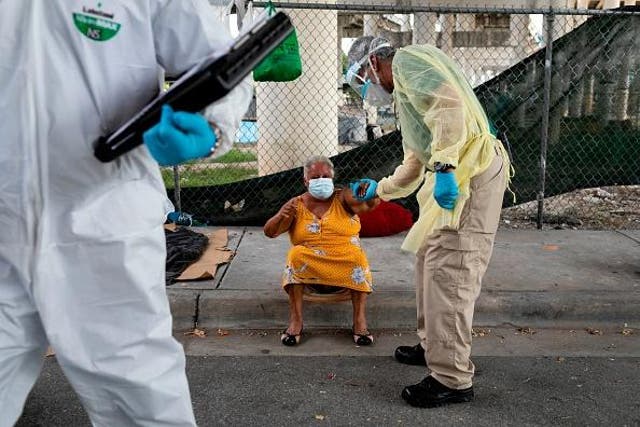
[[345, 43, 393, 106], [345, 61, 368, 98]]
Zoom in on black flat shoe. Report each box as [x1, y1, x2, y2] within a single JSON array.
[[401, 375, 474, 408], [394, 343, 426, 366], [280, 328, 302, 346]]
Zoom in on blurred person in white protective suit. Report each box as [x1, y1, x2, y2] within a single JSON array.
[[0, 1, 252, 425], [346, 36, 512, 408]]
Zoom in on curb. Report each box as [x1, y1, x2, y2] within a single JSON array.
[[167, 289, 199, 330], [168, 288, 640, 330]]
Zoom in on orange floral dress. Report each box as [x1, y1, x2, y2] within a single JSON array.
[[282, 193, 373, 293]]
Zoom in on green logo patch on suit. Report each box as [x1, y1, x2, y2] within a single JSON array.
[[73, 4, 120, 41]]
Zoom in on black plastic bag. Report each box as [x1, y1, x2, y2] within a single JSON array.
[[165, 228, 209, 285]]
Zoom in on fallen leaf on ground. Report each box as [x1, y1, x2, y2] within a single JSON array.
[[217, 328, 230, 336], [516, 327, 536, 335], [315, 415, 325, 421], [184, 328, 207, 338], [472, 327, 491, 337], [542, 245, 560, 251], [327, 372, 336, 380], [586, 328, 603, 335]]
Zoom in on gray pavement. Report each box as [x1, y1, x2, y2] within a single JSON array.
[[177, 326, 640, 358], [18, 357, 640, 426], [168, 228, 640, 330], [16, 324, 640, 426]]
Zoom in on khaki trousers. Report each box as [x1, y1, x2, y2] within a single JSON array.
[[415, 149, 507, 389]]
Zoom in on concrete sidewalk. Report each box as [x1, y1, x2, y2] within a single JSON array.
[[167, 228, 640, 330]]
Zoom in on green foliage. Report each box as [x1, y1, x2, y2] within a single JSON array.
[[211, 148, 257, 164], [162, 166, 258, 188]]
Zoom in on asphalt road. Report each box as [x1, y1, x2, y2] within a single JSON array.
[[16, 355, 640, 426]]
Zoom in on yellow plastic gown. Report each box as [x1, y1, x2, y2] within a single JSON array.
[[376, 45, 511, 254]]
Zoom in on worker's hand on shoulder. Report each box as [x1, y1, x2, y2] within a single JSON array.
[[350, 178, 378, 202], [143, 105, 216, 166], [434, 171, 458, 210]]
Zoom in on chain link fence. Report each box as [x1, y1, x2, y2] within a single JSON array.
[[165, 2, 640, 230]]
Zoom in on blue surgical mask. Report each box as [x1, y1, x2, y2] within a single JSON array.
[[361, 59, 393, 106], [361, 79, 393, 106], [308, 178, 334, 200]]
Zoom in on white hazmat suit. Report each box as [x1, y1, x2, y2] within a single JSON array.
[[0, 1, 252, 425]]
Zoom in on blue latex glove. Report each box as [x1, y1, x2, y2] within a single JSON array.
[[166, 211, 193, 226], [143, 105, 217, 166], [350, 178, 378, 201], [434, 171, 459, 210]]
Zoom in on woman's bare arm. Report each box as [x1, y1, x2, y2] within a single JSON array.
[[264, 197, 299, 238]]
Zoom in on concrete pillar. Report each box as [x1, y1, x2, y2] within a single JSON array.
[[554, 14, 572, 39], [455, 14, 474, 31], [437, 14, 455, 57], [517, 62, 537, 128], [256, 8, 339, 175], [602, 0, 622, 9], [551, 50, 571, 110], [395, 14, 413, 46], [627, 26, 640, 127], [613, 55, 631, 121], [412, 12, 438, 45], [363, 14, 378, 36], [568, 78, 584, 118], [582, 73, 594, 116], [549, 49, 567, 145], [513, 14, 531, 57], [628, 64, 640, 127], [595, 67, 616, 124], [549, 107, 563, 145]]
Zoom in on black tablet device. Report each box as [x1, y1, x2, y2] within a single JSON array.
[[94, 11, 293, 162]]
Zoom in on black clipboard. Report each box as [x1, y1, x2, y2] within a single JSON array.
[[94, 11, 293, 162]]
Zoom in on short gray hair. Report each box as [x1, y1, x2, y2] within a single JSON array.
[[347, 36, 395, 70], [303, 155, 334, 178]]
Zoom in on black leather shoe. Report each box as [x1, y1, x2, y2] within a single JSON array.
[[401, 375, 474, 408], [394, 343, 426, 366]]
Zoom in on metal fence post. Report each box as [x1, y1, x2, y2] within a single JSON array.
[[173, 166, 182, 212], [538, 11, 555, 229]]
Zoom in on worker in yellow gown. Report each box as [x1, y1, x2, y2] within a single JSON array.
[[346, 36, 511, 408]]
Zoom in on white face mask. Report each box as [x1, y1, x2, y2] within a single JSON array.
[[308, 178, 334, 200]]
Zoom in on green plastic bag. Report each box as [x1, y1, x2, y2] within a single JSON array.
[[253, 2, 302, 82]]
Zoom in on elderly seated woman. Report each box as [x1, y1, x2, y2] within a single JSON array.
[[264, 155, 380, 347]]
